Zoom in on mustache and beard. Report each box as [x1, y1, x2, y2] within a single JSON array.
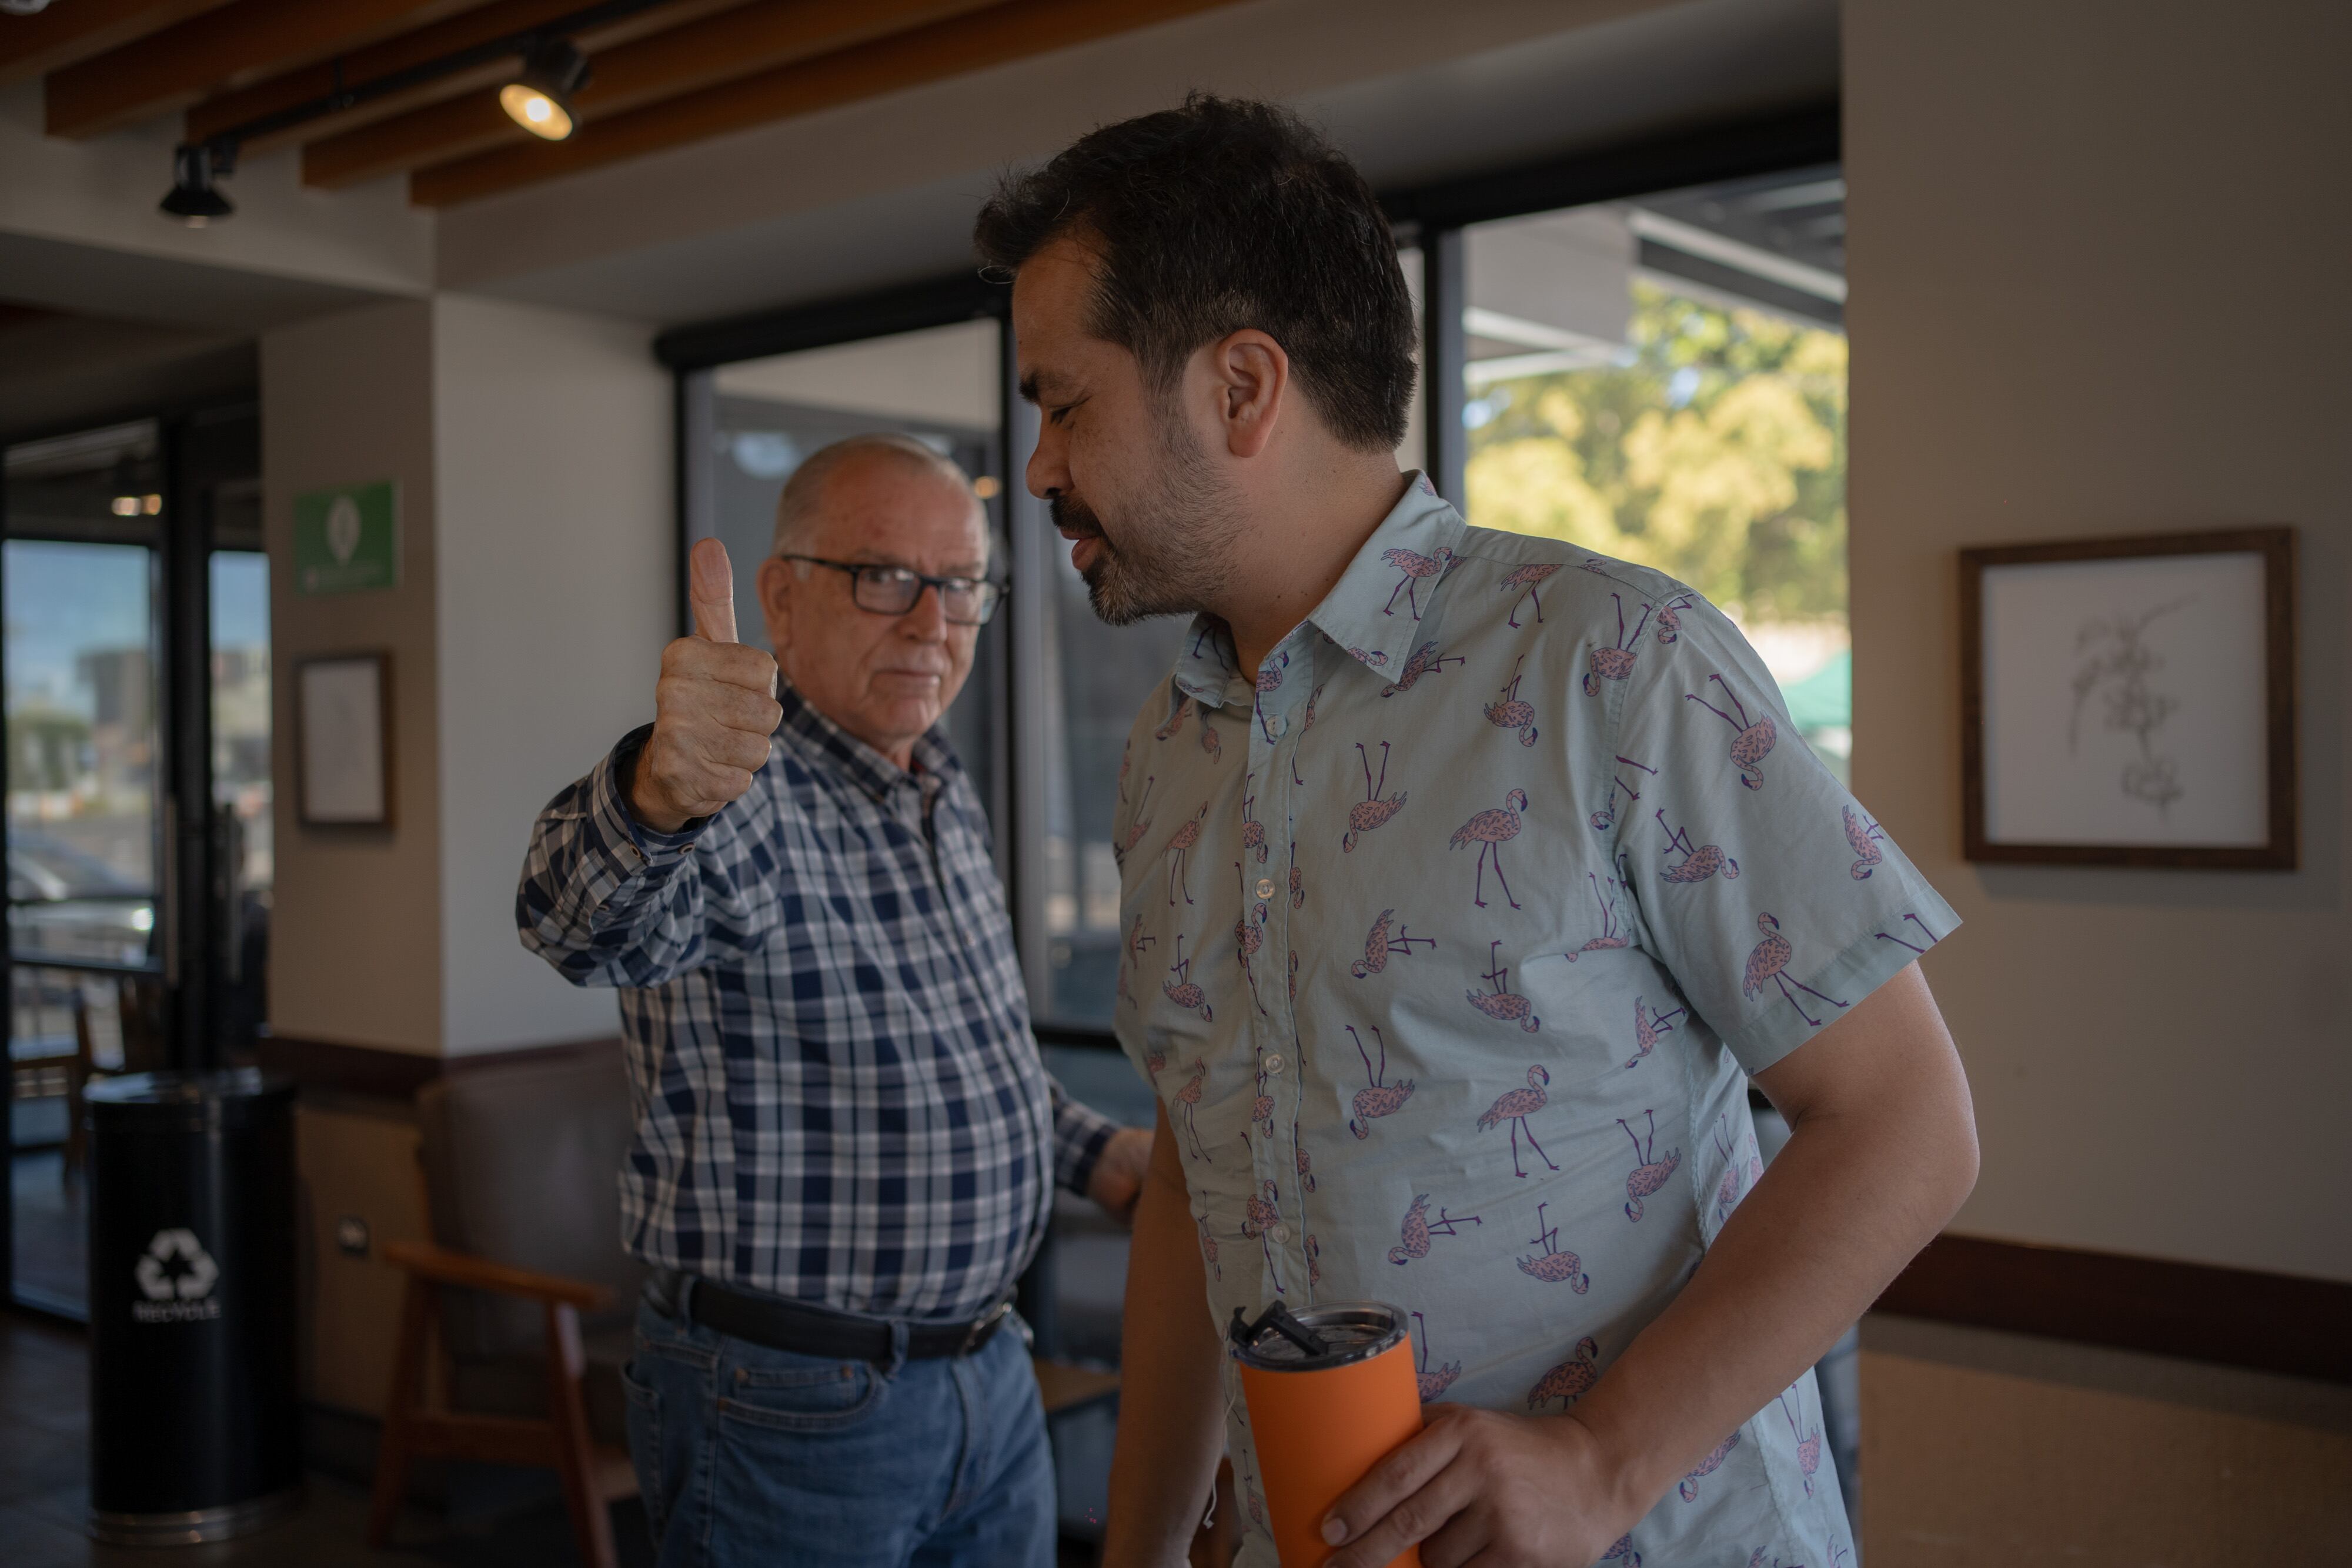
[[1049, 410, 1241, 626]]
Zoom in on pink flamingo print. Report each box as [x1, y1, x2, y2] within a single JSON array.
[[1601, 1534, 1641, 1566], [1500, 561, 1562, 628], [1288, 854, 1305, 909], [1466, 940, 1541, 1033], [1255, 648, 1288, 696], [1161, 934, 1213, 1022], [1346, 645, 1390, 668], [1743, 912, 1849, 1027], [1199, 714, 1222, 763], [1410, 1310, 1461, 1400], [1289, 684, 1323, 786], [1295, 1141, 1315, 1195], [1876, 911, 1940, 954], [1382, 544, 1455, 618], [1304, 1232, 1321, 1289], [1525, 1335, 1602, 1410], [1516, 1201, 1589, 1290], [1345, 1025, 1415, 1138], [1778, 1387, 1822, 1497], [1143, 1042, 1165, 1085], [1583, 593, 1654, 696], [1233, 862, 1270, 1014], [1484, 655, 1540, 746], [1589, 754, 1658, 832], [1566, 874, 1628, 961], [1197, 1212, 1220, 1280], [1382, 640, 1465, 697], [1655, 591, 1696, 644], [1351, 908, 1435, 978], [1676, 1430, 1741, 1502], [1240, 784, 1267, 864], [1115, 777, 1155, 868], [1449, 788, 1527, 910], [1656, 809, 1740, 883], [1342, 741, 1408, 851], [1625, 995, 1685, 1069], [1117, 913, 1156, 1010], [1172, 1059, 1211, 1162], [1118, 738, 1132, 803], [1843, 804, 1885, 879], [1618, 1110, 1682, 1221], [1240, 1178, 1288, 1292], [1478, 1065, 1558, 1178], [1249, 1043, 1275, 1137], [1388, 1191, 1481, 1265], [1686, 673, 1777, 790], [1164, 801, 1207, 905], [1154, 696, 1191, 743]]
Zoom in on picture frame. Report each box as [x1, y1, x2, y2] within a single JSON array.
[[1959, 527, 2296, 868], [296, 652, 394, 829]]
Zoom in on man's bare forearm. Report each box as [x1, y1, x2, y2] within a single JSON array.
[[1102, 1105, 1227, 1566], [1568, 964, 1979, 1517]]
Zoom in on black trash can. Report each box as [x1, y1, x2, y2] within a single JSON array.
[[86, 1069, 301, 1544]]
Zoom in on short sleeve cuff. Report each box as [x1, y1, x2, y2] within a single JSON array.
[[1719, 891, 1964, 1076]]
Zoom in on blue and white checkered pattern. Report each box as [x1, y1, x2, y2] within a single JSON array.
[[519, 683, 1115, 1322]]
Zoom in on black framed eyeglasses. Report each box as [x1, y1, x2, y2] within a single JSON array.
[[780, 553, 1005, 626]]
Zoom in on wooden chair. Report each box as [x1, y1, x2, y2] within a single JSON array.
[[367, 1048, 646, 1567], [369, 1239, 634, 1568]]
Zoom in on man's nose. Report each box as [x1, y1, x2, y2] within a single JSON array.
[[897, 581, 950, 640], [1025, 421, 1065, 500]]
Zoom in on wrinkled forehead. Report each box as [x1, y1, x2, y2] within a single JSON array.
[[803, 451, 987, 567]]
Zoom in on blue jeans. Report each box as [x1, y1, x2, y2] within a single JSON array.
[[620, 1296, 1056, 1568]]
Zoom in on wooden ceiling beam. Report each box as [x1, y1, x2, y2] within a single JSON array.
[[185, 0, 745, 156], [44, 0, 486, 140], [0, 0, 237, 89], [301, 0, 994, 190], [410, 0, 1248, 208]]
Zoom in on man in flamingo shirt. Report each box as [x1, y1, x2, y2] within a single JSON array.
[[975, 96, 1977, 1568]]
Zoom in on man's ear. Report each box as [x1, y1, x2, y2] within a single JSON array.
[[1209, 329, 1289, 460], [755, 554, 796, 654]]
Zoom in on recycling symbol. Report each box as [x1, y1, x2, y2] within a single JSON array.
[[135, 1229, 219, 1303]]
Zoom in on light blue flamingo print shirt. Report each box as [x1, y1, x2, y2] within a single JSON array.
[[1110, 475, 1957, 1567]]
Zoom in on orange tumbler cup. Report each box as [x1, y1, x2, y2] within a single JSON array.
[[1229, 1301, 1425, 1568]]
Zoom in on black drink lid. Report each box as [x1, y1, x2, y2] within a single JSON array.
[[1228, 1301, 1406, 1372]]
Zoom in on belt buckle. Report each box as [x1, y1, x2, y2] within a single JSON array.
[[961, 1298, 1012, 1356]]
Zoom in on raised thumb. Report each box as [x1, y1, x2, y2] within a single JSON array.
[[688, 537, 737, 644]]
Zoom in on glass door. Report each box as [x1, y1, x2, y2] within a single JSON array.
[[4, 422, 168, 1316]]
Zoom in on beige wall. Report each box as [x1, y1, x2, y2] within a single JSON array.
[[1845, 0, 2351, 1283], [264, 295, 670, 1058], [432, 295, 671, 1055], [263, 300, 445, 1055]]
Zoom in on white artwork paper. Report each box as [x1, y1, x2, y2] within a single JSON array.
[[300, 659, 386, 824], [1980, 552, 2268, 846]]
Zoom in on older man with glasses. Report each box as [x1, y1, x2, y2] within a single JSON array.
[[519, 432, 1148, 1568]]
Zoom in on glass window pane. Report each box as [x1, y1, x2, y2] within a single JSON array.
[[5, 421, 165, 967], [691, 319, 1006, 814], [1461, 168, 1851, 780]]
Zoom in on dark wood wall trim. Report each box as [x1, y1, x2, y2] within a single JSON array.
[[255, 1032, 617, 1101], [1873, 1233, 2352, 1386]]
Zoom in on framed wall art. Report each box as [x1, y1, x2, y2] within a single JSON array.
[[297, 652, 394, 828], [1960, 527, 2296, 868]]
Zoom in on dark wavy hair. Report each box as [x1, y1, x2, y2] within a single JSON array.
[[974, 93, 1416, 452]]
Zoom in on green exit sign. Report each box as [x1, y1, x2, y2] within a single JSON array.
[[293, 480, 400, 595]]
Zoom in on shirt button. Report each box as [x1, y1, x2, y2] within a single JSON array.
[[1269, 1224, 1292, 1245], [1265, 1053, 1285, 1075], [1255, 878, 1276, 900], [1269, 717, 1288, 737]]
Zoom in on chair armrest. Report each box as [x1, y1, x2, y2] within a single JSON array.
[[380, 1239, 612, 1310]]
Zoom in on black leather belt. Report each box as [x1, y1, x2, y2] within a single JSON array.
[[644, 1267, 1016, 1363]]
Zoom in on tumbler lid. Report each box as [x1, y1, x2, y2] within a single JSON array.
[[1229, 1300, 1406, 1372]]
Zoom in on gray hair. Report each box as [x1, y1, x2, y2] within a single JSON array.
[[770, 432, 987, 560]]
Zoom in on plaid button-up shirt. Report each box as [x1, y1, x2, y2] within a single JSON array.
[[519, 683, 1115, 1322]]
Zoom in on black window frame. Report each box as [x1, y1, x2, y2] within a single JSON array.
[[655, 98, 1840, 1055]]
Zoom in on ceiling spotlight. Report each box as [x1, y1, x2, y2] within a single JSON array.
[[499, 40, 590, 141], [159, 143, 235, 226]]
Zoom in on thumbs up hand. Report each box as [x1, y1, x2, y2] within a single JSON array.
[[629, 539, 783, 833]]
